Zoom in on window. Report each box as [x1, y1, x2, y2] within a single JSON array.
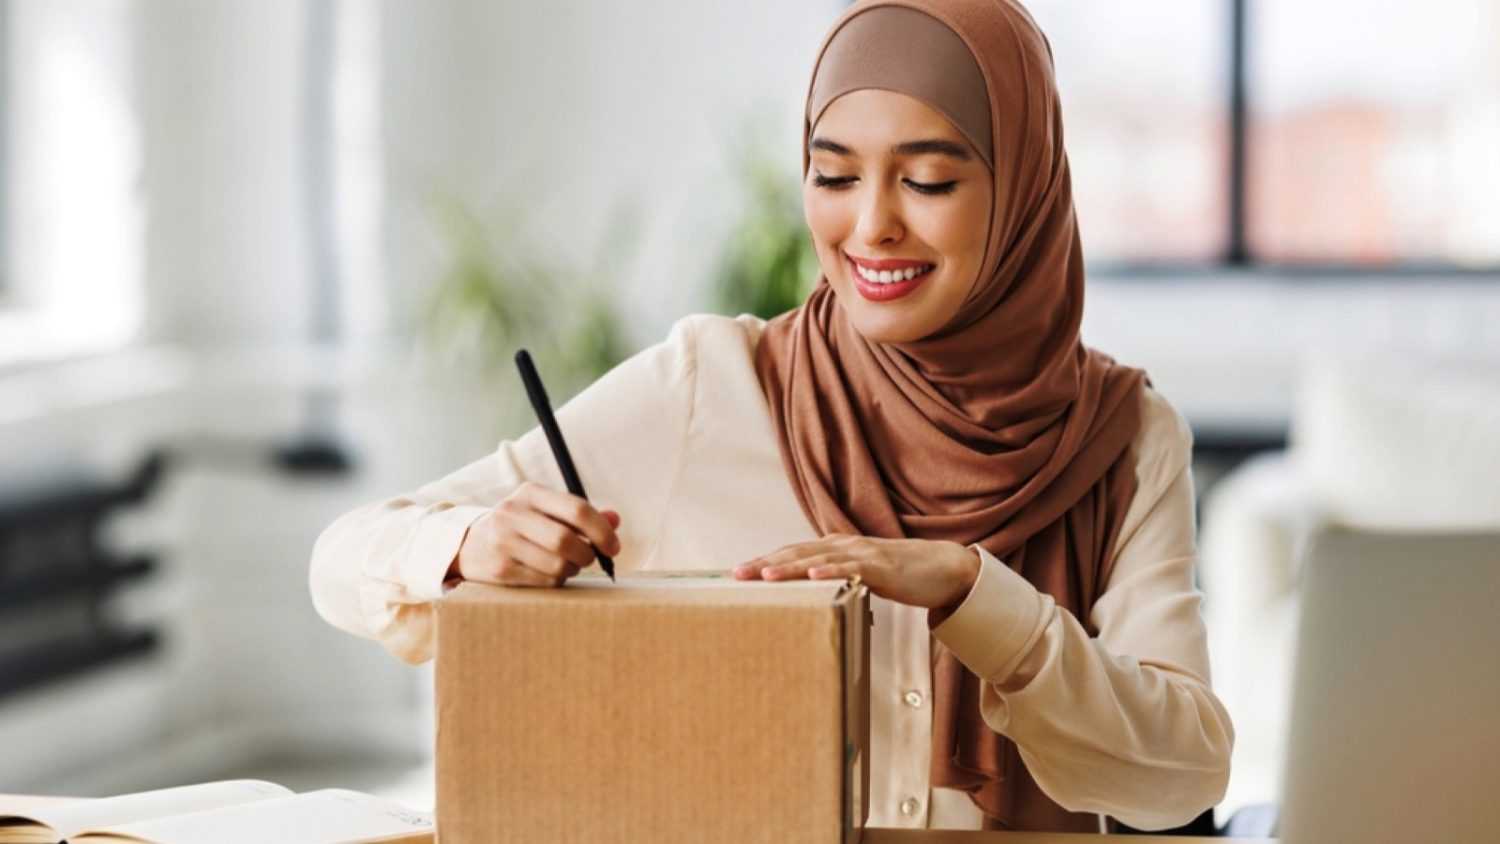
[[1251, 0, 1500, 265], [0, 1, 142, 368], [1026, 0, 1500, 272], [1025, 0, 1229, 264]]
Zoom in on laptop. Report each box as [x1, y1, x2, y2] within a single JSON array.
[[1278, 525, 1500, 843]]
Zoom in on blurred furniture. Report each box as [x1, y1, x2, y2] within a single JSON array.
[[0, 452, 166, 699], [1277, 526, 1499, 843], [1198, 347, 1500, 816]]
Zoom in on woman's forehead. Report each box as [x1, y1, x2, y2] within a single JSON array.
[[811, 89, 973, 156]]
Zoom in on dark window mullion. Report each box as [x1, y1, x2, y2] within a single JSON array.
[[1226, 0, 1250, 266]]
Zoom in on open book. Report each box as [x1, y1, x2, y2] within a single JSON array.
[[0, 780, 432, 844]]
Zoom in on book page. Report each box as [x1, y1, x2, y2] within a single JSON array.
[[10, 780, 289, 839], [73, 789, 433, 844]]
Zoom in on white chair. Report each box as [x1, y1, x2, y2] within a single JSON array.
[[1198, 345, 1500, 819]]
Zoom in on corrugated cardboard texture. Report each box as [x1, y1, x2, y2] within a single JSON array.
[[842, 580, 871, 841], [435, 575, 870, 844]]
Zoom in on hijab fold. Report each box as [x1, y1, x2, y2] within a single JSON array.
[[752, 0, 1151, 832]]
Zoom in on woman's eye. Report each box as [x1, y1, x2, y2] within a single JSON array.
[[907, 179, 958, 195], [812, 173, 855, 189], [810, 173, 957, 195]]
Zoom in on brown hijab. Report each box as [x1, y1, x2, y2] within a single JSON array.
[[752, 0, 1151, 832]]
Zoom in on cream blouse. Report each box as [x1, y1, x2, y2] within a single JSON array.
[[308, 312, 1233, 832]]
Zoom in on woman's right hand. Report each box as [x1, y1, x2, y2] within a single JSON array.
[[447, 480, 623, 587]]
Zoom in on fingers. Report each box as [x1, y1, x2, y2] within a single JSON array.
[[458, 486, 623, 589], [501, 534, 587, 587], [746, 554, 844, 582], [488, 542, 560, 587], [509, 509, 599, 573], [521, 482, 622, 557], [732, 541, 795, 580]]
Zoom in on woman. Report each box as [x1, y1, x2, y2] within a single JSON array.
[[309, 0, 1233, 833]]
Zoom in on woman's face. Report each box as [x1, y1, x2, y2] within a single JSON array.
[[803, 88, 993, 344]]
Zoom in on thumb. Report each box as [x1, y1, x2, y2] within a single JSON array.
[[603, 509, 621, 526]]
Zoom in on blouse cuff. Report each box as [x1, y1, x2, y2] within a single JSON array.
[[931, 544, 1050, 682], [401, 504, 492, 601]]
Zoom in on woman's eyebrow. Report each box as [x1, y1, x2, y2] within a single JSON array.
[[808, 136, 972, 162]]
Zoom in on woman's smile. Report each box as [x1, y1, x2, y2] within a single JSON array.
[[846, 252, 936, 301]]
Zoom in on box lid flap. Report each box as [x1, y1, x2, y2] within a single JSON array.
[[443, 575, 857, 609]]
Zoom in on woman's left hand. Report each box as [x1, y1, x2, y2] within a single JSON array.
[[732, 533, 981, 614]]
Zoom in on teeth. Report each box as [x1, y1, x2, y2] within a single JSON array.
[[855, 262, 932, 284]]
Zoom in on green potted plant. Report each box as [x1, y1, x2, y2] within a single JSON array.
[[710, 116, 820, 320], [416, 195, 637, 440], [414, 111, 816, 444]]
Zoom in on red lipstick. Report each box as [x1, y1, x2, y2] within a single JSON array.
[[846, 252, 934, 302]]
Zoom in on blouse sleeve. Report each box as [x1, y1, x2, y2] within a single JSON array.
[[307, 314, 700, 665], [929, 390, 1234, 831]]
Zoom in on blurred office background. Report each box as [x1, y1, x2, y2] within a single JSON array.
[[2, 0, 1497, 830]]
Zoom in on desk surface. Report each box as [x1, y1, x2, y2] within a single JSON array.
[[863, 833, 1264, 843], [1, 795, 1267, 842], [2, 794, 77, 812]]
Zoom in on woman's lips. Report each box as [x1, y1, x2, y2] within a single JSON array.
[[847, 254, 933, 302]]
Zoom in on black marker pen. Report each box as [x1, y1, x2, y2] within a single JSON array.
[[514, 349, 615, 581]]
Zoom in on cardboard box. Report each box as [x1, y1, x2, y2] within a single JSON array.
[[435, 572, 870, 843]]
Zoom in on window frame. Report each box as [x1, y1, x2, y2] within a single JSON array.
[[1092, 0, 1499, 279]]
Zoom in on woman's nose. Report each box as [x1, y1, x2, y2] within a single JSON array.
[[853, 183, 904, 245]]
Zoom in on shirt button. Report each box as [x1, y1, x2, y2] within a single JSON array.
[[900, 796, 922, 817], [903, 689, 924, 708]]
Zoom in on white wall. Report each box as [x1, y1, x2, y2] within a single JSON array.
[[132, 0, 314, 347], [377, 0, 844, 348]]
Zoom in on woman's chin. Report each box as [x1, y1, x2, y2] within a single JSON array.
[[847, 310, 931, 344], [826, 279, 943, 343]]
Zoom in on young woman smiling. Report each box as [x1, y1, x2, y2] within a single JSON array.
[[309, 0, 1233, 834], [803, 88, 994, 342]]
